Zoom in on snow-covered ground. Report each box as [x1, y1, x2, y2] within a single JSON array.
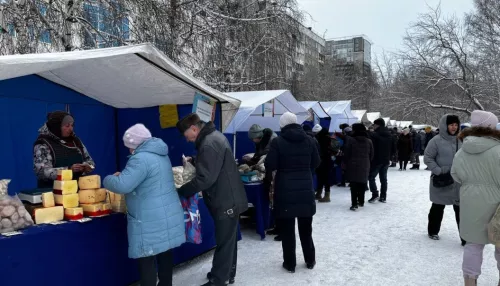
[[173, 160, 499, 286]]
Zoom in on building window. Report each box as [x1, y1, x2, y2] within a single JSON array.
[[37, 2, 51, 43], [83, 1, 129, 48]]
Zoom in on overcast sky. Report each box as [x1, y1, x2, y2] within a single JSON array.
[[296, 0, 474, 55]]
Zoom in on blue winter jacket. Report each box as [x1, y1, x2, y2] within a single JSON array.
[[103, 138, 185, 259]]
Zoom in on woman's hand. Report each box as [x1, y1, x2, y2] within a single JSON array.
[[113, 172, 121, 176], [71, 164, 84, 173], [82, 163, 94, 173]]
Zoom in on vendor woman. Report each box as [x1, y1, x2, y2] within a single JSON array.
[[33, 111, 95, 187]]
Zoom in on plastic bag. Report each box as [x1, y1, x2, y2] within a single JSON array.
[[488, 204, 500, 246], [172, 166, 184, 188], [180, 193, 202, 244], [0, 179, 34, 233], [182, 155, 196, 184]]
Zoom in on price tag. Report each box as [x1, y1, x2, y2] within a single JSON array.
[[76, 218, 92, 223], [2, 231, 22, 237], [49, 221, 67, 225]]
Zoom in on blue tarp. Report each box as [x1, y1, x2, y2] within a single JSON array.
[[0, 75, 222, 195]]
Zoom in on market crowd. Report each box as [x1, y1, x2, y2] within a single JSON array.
[[34, 109, 500, 286]]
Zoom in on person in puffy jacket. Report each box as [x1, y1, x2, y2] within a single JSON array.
[[397, 128, 413, 170], [424, 114, 465, 245], [344, 123, 373, 210], [265, 112, 321, 274], [451, 110, 500, 286], [103, 124, 185, 286]]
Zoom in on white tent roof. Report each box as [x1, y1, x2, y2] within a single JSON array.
[[400, 121, 413, 128], [0, 43, 240, 109], [388, 120, 397, 127], [351, 110, 367, 122], [224, 90, 309, 133], [383, 117, 390, 123], [320, 101, 358, 132], [365, 112, 382, 124], [299, 101, 330, 118]]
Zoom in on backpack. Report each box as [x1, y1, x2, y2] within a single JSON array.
[[180, 193, 202, 244]]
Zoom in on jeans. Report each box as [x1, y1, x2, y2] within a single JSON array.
[[369, 164, 389, 198], [463, 243, 500, 279], [137, 250, 173, 286], [280, 217, 315, 268]]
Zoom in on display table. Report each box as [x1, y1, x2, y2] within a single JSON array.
[[0, 198, 231, 286], [244, 182, 270, 240]]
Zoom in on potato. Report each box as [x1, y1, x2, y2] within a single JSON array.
[[1, 218, 12, 228], [2, 228, 14, 233], [2, 205, 15, 217], [11, 212, 19, 224], [17, 207, 26, 218]]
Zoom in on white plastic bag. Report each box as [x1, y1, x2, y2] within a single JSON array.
[[0, 179, 34, 233], [181, 155, 196, 184]]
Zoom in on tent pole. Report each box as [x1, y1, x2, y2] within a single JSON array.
[[114, 108, 120, 171], [233, 133, 237, 159]]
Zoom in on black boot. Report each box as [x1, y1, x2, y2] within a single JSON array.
[[368, 195, 379, 203], [282, 262, 295, 273], [207, 272, 235, 284]]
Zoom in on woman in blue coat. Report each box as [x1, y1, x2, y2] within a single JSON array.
[[104, 124, 185, 286]]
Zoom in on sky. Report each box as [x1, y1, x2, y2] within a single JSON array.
[[296, 0, 475, 56]]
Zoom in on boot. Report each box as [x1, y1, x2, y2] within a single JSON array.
[[464, 277, 477, 286], [319, 192, 330, 202], [315, 189, 322, 200]]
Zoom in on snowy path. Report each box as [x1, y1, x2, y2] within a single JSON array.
[[173, 162, 499, 285]]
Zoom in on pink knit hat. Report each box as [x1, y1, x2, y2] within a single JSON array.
[[471, 110, 498, 129], [123, 124, 152, 149]]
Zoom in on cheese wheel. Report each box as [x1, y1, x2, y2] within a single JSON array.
[[111, 200, 127, 213], [78, 175, 101, 189], [56, 170, 73, 181], [64, 207, 83, 221], [34, 206, 64, 224], [54, 194, 79, 208], [41, 192, 55, 208], [79, 189, 107, 204], [53, 180, 78, 195], [82, 203, 111, 217], [108, 191, 124, 202]]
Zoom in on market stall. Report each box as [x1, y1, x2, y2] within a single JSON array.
[[352, 110, 367, 123], [364, 112, 382, 125], [320, 100, 358, 132], [299, 101, 331, 130], [0, 44, 242, 286]]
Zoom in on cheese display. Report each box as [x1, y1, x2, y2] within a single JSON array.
[[79, 189, 107, 204], [108, 190, 126, 213], [64, 207, 84, 221], [41, 192, 55, 208], [78, 175, 101, 189], [33, 206, 64, 224], [54, 194, 79, 208], [56, 170, 73, 181], [0, 179, 35, 232], [53, 180, 78, 195], [81, 203, 111, 217]]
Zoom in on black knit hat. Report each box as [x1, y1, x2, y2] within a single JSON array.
[[352, 123, 366, 133], [374, 118, 385, 127], [176, 113, 201, 134], [446, 115, 460, 126], [46, 111, 73, 138], [339, 123, 350, 130]]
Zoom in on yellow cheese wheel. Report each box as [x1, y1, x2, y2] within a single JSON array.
[[56, 170, 73, 181], [41, 192, 55, 208], [78, 175, 101, 189], [34, 206, 64, 224], [53, 180, 78, 195], [79, 189, 107, 204], [54, 194, 79, 208]]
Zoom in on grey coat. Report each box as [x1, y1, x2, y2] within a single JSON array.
[[424, 115, 462, 206]]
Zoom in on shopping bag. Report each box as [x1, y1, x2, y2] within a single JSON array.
[[180, 193, 202, 244], [0, 179, 34, 233]]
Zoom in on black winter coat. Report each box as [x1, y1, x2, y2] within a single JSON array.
[[397, 134, 413, 161], [179, 122, 248, 219], [265, 124, 321, 218], [369, 127, 395, 166], [344, 132, 374, 183], [316, 128, 333, 168]]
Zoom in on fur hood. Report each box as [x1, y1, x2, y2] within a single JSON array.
[[459, 127, 500, 155]]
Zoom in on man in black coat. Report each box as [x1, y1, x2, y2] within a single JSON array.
[[177, 113, 248, 286], [368, 118, 396, 203], [265, 112, 321, 273]]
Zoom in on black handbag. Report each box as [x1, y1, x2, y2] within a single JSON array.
[[431, 138, 458, 188], [432, 173, 454, 188]]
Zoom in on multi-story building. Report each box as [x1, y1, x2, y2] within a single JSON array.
[[324, 35, 372, 76]]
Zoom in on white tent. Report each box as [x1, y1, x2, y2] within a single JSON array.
[[364, 112, 382, 124], [224, 90, 309, 134], [299, 101, 330, 119], [400, 121, 413, 128], [352, 110, 367, 123], [389, 120, 397, 127], [320, 101, 358, 132], [0, 43, 241, 130], [383, 117, 390, 124]]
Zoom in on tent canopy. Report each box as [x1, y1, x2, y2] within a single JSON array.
[[320, 101, 358, 132], [299, 101, 330, 118], [0, 43, 240, 109], [400, 121, 413, 128], [364, 112, 382, 124], [388, 120, 397, 127], [224, 90, 309, 133], [383, 117, 390, 124], [351, 110, 367, 123]]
